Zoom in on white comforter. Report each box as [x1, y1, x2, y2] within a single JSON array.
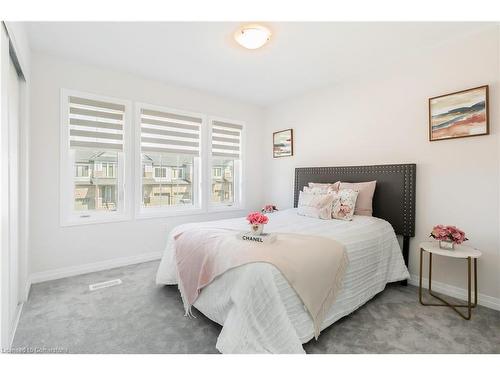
[[156, 209, 409, 354]]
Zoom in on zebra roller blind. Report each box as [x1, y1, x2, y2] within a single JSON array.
[[140, 108, 202, 156], [211, 120, 242, 159], [69, 96, 126, 151]]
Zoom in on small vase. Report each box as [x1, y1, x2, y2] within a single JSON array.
[[250, 223, 264, 235], [439, 240, 455, 250]]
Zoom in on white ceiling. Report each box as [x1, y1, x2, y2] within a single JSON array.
[[25, 22, 494, 106]]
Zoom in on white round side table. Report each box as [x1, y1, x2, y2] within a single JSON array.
[[419, 241, 481, 320]]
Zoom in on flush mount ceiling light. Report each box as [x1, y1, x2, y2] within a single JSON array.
[[234, 25, 271, 50]]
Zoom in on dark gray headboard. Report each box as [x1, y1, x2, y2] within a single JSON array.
[[293, 164, 416, 267]]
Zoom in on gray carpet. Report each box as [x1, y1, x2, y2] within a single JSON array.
[[13, 261, 500, 354]]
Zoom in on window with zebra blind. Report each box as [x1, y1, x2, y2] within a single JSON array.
[[209, 118, 244, 208], [136, 103, 203, 216], [60, 90, 132, 226], [61, 89, 245, 223]]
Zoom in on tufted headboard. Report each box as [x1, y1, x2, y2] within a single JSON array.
[[293, 164, 416, 267]]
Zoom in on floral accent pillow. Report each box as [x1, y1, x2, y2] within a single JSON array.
[[297, 191, 334, 220], [331, 189, 359, 221]]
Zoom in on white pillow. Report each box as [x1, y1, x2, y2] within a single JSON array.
[[307, 181, 340, 193], [303, 186, 335, 195], [297, 191, 334, 220]]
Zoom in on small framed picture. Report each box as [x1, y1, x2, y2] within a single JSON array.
[[273, 129, 293, 158], [429, 85, 489, 141]]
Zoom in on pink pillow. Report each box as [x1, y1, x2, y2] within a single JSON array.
[[339, 181, 376, 216]]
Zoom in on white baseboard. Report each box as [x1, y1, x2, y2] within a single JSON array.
[[9, 302, 24, 349], [23, 278, 31, 302], [409, 274, 500, 311], [29, 252, 162, 285]]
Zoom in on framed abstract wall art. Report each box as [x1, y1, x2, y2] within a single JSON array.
[[429, 85, 489, 141], [273, 129, 294, 158]]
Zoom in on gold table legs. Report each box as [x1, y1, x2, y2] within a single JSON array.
[[418, 248, 477, 320]]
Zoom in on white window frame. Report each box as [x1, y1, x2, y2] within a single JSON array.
[[207, 116, 245, 212], [60, 89, 133, 226], [135, 102, 205, 219]]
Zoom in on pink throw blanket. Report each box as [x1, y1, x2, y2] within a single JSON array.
[[174, 227, 348, 337]]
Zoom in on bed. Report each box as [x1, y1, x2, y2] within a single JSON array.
[[156, 163, 416, 353]]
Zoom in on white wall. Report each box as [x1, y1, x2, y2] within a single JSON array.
[[29, 53, 265, 276], [264, 26, 500, 301]]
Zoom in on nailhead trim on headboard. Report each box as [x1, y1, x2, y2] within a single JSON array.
[[293, 164, 416, 237]]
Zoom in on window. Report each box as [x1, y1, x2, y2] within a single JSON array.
[[103, 162, 115, 177], [75, 164, 90, 177], [172, 168, 183, 180], [60, 90, 131, 225], [154, 167, 167, 179], [212, 167, 222, 178], [101, 185, 115, 205], [136, 104, 202, 216], [63, 91, 245, 222], [209, 119, 243, 208]]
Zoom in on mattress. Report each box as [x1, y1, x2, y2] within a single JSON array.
[[156, 208, 409, 353]]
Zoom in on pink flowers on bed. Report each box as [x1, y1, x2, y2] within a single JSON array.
[[262, 204, 278, 213], [430, 225, 468, 244], [246, 212, 269, 225]]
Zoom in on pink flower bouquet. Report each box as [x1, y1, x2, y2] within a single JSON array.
[[246, 212, 269, 225], [261, 204, 278, 213], [430, 225, 468, 245], [246, 212, 269, 235]]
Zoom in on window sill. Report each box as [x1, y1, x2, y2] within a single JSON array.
[[135, 206, 205, 220], [60, 213, 132, 227], [135, 204, 246, 220], [61, 204, 247, 224], [207, 204, 245, 213]]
